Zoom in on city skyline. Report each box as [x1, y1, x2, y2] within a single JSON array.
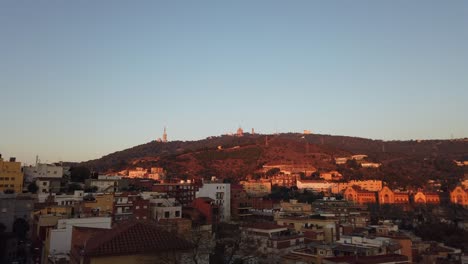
[[1, 0, 468, 164]]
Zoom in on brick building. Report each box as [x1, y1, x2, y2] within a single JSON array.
[[113, 193, 150, 222], [151, 182, 198, 206], [450, 186, 468, 207], [378, 186, 410, 204], [344, 186, 377, 204]]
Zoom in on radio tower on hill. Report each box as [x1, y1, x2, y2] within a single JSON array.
[[162, 127, 168, 143]]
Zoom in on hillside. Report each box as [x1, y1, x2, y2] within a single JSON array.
[[80, 133, 468, 188]]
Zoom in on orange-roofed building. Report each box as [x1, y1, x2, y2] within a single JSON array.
[[413, 191, 440, 205], [70, 221, 193, 264], [344, 186, 377, 204], [378, 186, 409, 204], [450, 186, 468, 207]]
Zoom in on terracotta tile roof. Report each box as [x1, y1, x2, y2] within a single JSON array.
[[323, 254, 408, 264], [81, 221, 193, 256]]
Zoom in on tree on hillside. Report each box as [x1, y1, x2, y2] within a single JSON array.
[[346, 159, 361, 170], [67, 183, 83, 193], [27, 182, 38, 194], [266, 168, 280, 177], [70, 166, 91, 182]]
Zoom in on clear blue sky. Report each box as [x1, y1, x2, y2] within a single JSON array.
[[1, 0, 467, 164]]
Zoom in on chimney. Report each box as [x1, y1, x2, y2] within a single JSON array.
[[10, 157, 16, 162]]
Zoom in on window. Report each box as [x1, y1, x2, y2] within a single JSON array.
[[136, 206, 140, 209], [175, 211, 180, 217], [164, 212, 170, 218], [43, 182, 47, 186], [143, 205, 147, 209], [10, 177, 15, 181]]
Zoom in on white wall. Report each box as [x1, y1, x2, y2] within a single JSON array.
[[196, 183, 231, 222], [23, 163, 63, 182], [48, 217, 112, 255]]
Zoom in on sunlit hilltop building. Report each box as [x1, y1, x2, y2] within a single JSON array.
[[344, 186, 377, 204], [450, 186, 468, 207], [378, 186, 410, 204], [413, 191, 440, 205]]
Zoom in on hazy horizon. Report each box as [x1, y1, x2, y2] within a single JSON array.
[[1, 1, 467, 164]]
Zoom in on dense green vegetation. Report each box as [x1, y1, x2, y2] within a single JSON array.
[[415, 222, 468, 252]]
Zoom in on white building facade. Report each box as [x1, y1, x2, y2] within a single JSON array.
[[149, 194, 182, 220], [23, 163, 63, 182], [45, 217, 112, 263], [196, 182, 231, 222]]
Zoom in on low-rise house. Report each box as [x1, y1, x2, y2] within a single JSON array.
[[351, 155, 368, 161], [335, 157, 349, 165], [69, 221, 194, 264], [36, 177, 62, 194], [50, 190, 85, 206], [270, 173, 297, 188], [361, 162, 382, 168], [241, 223, 304, 255], [85, 175, 128, 193], [279, 199, 312, 215], [23, 163, 63, 183], [281, 244, 336, 264], [127, 167, 147, 178], [322, 254, 409, 264], [320, 171, 343, 181], [113, 193, 150, 222], [276, 215, 338, 243], [43, 217, 112, 264], [240, 180, 272, 197], [336, 235, 402, 256], [148, 193, 182, 220], [80, 193, 114, 217]]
